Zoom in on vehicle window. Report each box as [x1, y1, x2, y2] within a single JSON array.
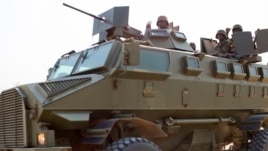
[[48, 53, 81, 79], [126, 47, 170, 72], [73, 42, 114, 74]]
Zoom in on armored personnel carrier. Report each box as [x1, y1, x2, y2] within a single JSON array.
[[2, 3, 268, 151]]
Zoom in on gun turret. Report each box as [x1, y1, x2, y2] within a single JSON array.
[[63, 3, 142, 42]]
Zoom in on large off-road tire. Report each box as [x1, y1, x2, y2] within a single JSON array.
[[248, 130, 268, 151], [104, 137, 161, 151]]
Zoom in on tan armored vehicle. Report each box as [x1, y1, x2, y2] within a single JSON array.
[[2, 4, 268, 151]]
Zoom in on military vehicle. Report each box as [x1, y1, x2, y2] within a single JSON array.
[[2, 3, 268, 151]]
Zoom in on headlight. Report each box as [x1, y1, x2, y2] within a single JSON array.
[[37, 132, 46, 145], [37, 130, 56, 147]]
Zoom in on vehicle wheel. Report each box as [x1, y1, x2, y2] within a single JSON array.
[[248, 130, 268, 151], [104, 137, 161, 151]]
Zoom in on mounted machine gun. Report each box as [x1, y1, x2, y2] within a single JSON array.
[[63, 3, 143, 42]]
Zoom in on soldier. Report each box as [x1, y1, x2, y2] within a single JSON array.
[[225, 24, 243, 39], [227, 24, 245, 53], [232, 24, 243, 34], [214, 29, 236, 58], [145, 15, 169, 30], [156, 15, 169, 29]]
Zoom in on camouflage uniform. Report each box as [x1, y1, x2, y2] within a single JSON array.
[[214, 29, 235, 58], [215, 40, 234, 57]]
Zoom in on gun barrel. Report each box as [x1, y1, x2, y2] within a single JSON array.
[[63, 3, 108, 23]]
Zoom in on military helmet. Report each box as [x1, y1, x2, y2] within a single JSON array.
[[157, 15, 168, 26], [232, 24, 243, 32], [215, 29, 227, 39]]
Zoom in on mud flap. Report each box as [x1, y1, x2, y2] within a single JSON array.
[[240, 114, 268, 131], [81, 117, 167, 145], [188, 129, 216, 151]]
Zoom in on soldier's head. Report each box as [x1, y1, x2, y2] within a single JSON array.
[[216, 29, 227, 41], [157, 15, 169, 29], [232, 24, 243, 33]]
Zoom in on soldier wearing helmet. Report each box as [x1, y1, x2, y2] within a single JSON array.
[[232, 24, 243, 34], [214, 29, 236, 58], [215, 30, 227, 40], [156, 15, 169, 29], [145, 15, 170, 30], [225, 24, 243, 39]]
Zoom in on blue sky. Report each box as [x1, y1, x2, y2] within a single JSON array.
[[1, 0, 268, 91]]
